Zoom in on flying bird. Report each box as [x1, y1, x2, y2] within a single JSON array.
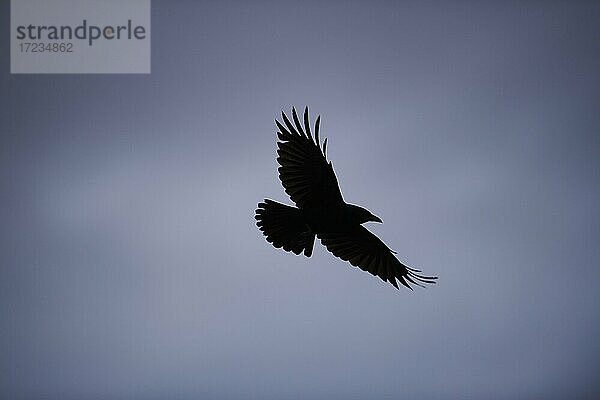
[[255, 107, 437, 289]]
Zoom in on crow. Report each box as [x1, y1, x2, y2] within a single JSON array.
[[255, 107, 437, 289]]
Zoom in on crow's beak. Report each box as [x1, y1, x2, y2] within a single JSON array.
[[371, 215, 383, 223]]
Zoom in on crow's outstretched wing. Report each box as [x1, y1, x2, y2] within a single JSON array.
[[276, 107, 344, 209], [319, 226, 437, 289]]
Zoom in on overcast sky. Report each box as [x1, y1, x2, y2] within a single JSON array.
[[1, 1, 599, 399]]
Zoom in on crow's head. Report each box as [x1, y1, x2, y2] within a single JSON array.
[[347, 204, 382, 224]]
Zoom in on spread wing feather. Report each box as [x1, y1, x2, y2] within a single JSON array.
[[276, 107, 343, 209], [319, 226, 437, 289]]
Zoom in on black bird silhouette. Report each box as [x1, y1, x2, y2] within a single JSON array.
[[255, 107, 437, 289]]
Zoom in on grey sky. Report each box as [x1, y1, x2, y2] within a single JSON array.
[[1, 1, 599, 399]]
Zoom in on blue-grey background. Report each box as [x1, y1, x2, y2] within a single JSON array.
[[1, 1, 599, 399]]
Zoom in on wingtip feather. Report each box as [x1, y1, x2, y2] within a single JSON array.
[[292, 107, 306, 138]]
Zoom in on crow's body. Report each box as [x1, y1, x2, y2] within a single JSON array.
[[255, 107, 437, 289]]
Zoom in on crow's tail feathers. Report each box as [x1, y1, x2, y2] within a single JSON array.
[[255, 199, 315, 257]]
